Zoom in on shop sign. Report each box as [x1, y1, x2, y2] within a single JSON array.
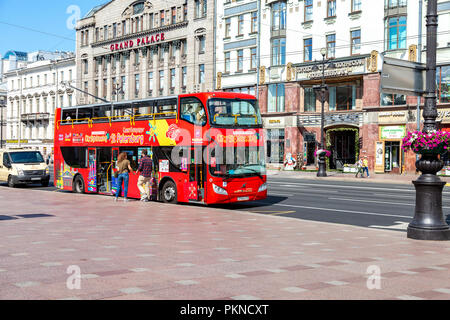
[[378, 111, 408, 124], [265, 117, 285, 128], [380, 126, 406, 140], [295, 58, 366, 81], [110, 33, 165, 52], [6, 140, 28, 144]]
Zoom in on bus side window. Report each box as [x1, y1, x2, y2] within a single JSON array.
[[180, 97, 205, 125], [77, 108, 92, 122], [62, 110, 77, 123]]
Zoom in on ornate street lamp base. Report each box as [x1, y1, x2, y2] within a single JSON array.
[[408, 173, 450, 241], [407, 226, 450, 241], [317, 155, 327, 177]]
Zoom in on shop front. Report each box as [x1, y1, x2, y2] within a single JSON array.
[[374, 125, 406, 174], [263, 117, 286, 168]]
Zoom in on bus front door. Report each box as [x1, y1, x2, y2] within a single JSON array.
[[87, 148, 97, 193], [188, 148, 205, 202]]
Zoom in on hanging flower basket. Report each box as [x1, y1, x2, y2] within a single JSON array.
[[402, 130, 450, 155], [314, 149, 331, 157]]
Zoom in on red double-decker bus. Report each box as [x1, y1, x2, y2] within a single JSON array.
[[53, 92, 267, 204]]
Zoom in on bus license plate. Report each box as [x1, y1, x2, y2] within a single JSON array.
[[31, 178, 41, 181], [237, 196, 249, 201]]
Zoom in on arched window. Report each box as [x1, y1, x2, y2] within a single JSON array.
[[133, 2, 145, 15]]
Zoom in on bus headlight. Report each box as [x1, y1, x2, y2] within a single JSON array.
[[17, 168, 24, 176], [213, 183, 228, 196], [258, 183, 267, 193]]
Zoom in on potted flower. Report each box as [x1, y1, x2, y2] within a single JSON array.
[[402, 130, 450, 155], [314, 149, 331, 158]]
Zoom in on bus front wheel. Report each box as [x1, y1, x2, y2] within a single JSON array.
[[73, 175, 85, 194], [161, 181, 177, 204]]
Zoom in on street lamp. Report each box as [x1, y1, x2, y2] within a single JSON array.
[[313, 47, 335, 177], [408, 0, 450, 240]]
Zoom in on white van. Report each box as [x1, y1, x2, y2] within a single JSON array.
[[0, 149, 50, 188]]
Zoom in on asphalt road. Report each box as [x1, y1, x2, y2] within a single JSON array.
[[229, 177, 450, 232], [2, 169, 450, 232]]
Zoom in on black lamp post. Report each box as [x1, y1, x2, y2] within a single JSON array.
[[313, 48, 335, 177], [0, 97, 5, 149], [407, 0, 450, 240]]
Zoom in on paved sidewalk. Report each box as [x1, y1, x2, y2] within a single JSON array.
[[0, 187, 449, 300], [267, 169, 450, 185]]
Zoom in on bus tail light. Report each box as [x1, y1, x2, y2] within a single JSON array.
[[258, 183, 267, 193], [213, 184, 228, 196]]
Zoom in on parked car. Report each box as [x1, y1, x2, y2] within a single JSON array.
[[0, 149, 50, 187]]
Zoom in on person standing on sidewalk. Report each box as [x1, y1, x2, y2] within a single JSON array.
[[355, 157, 364, 178], [136, 149, 153, 202], [363, 156, 370, 178], [115, 152, 133, 202]]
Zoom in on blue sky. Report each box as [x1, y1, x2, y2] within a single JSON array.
[[0, 0, 108, 57]]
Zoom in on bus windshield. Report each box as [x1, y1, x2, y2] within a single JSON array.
[[208, 98, 262, 127], [209, 146, 266, 178], [9, 152, 44, 164]]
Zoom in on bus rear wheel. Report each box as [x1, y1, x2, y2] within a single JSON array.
[[161, 181, 177, 204], [73, 175, 85, 194]]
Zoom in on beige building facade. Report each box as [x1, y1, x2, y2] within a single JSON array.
[[76, 0, 214, 105]]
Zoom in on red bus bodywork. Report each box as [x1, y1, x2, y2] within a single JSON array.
[[53, 92, 267, 205]]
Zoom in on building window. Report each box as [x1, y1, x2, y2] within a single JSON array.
[[68, 95, 72, 107], [133, 2, 145, 15], [250, 47, 257, 70], [95, 80, 99, 98], [159, 45, 164, 62], [329, 85, 357, 110], [135, 50, 140, 65], [160, 10, 165, 26], [183, 4, 188, 21], [182, 66, 187, 89], [148, 72, 153, 95], [84, 82, 88, 99], [181, 39, 187, 56], [122, 20, 127, 35], [199, 64, 205, 84], [83, 59, 88, 74], [268, 83, 285, 112], [172, 7, 176, 24], [266, 129, 285, 164], [437, 65, 450, 104], [195, 0, 201, 18], [44, 74, 47, 85], [238, 14, 244, 36], [103, 79, 108, 99], [149, 13, 154, 29], [271, 38, 286, 66], [225, 18, 231, 38], [387, 16, 407, 50], [135, 74, 140, 97], [381, 93, 406, 106], [199, 36, 205, 54], [237, 50, 244, 72], [170, 68, 176, 91], [159, 70, 164, 94], [304, 38, 312, 62], [327, 0, 336, 17], [351, 29, 361, 55], [104, 25, 108, 40], [224, 52, 230, 73], [305, 0, 313, 21], [251, 11, 258, 33], [271, 1, 286, 31], [113, 23, 117, 38], [121, 76, 126, 99], [203, 0, 207, 17], [326, 34, 336, 59], [304, 87, 316, 112], [386, 0, 407, 9], [121, 54, 126, 68], [352, 0, 362, 12]]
